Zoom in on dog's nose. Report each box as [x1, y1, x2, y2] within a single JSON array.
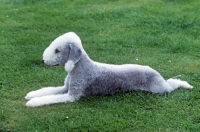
[[42, 60, 44, 64]]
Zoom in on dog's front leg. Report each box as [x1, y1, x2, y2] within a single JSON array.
[[25, 76, 70, 100], [25, 93, 76, 107], [25, 78, 84, 107], [25, 88, 83, 107], [25, 86, 67, 100]]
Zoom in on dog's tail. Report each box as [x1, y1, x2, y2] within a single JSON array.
[[166, 77, 193, 92]]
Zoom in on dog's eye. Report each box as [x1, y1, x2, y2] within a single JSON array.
[[55, 48, 60, 53]]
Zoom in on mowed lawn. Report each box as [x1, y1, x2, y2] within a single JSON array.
[[0, 0, 200, 131]]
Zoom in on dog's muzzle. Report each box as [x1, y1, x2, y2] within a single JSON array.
[[42, 60, 59, 66]]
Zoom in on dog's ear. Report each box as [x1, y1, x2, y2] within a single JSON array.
[[68, 44, 82, 64], [65, 44, 82, 72]]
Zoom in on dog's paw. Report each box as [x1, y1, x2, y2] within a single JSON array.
[[25, 91, 39, 100], [25, 92, 34, 100], [26, 98, 43, 107]]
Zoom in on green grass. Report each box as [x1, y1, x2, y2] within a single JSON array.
[[1, 0, 200, 131]]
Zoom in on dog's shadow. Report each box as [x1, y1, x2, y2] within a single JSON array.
[[76, 91, 170, 111]]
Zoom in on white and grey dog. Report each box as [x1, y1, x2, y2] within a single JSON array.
[[25, 32, 193, 107]]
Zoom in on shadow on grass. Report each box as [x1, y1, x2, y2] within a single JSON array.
[[77, 90, 169, 109]]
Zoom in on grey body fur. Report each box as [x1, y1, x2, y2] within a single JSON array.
[[70, 54, 165, 95]]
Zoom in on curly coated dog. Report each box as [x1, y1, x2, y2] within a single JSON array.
[[25, 32, 193, 107]]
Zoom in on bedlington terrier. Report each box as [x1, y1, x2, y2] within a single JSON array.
[[25, 32, 193, 107]]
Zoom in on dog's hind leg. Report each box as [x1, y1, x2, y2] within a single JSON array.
[[149, 77, 193, 94], [166, 78, 193, 91]]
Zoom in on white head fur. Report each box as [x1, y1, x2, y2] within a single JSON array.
[[42, 32, 83, 72]]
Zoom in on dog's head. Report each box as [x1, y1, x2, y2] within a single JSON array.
[[42, 32, 83, 72]]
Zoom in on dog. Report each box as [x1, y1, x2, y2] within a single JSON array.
[[25, 32, 193, 107]]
